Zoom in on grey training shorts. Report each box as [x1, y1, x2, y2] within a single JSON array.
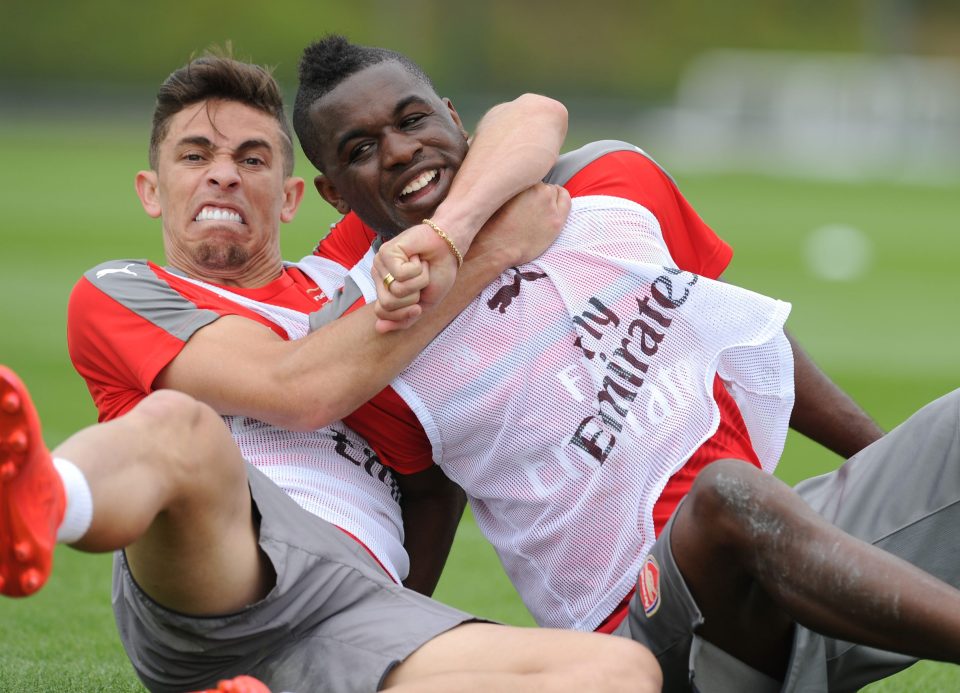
[[615, 388, 960, 692], [113, 463, 474, 693]]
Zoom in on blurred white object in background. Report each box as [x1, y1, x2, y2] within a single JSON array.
[[641, 50, 960, 183]]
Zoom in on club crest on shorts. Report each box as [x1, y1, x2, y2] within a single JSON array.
[[639, 554, 661, 617]]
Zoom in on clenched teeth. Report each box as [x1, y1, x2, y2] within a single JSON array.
[[400, 169, 438, 198], [195, 206, 244, 224]]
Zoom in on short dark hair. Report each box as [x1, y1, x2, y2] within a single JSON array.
[[149, 48, 295, 176], [293, 34, 435, 171]]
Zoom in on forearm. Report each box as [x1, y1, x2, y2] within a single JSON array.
[[788, 331, 884, 458], [430, 94, 568, 253], [275, 248, 510, 429]]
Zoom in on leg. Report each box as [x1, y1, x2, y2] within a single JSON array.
[[383, 623, 661, 693], [65, 390, 272, 614], [1, 366, 270, 615], [672, 458, 960, 680], [796, 388, 960, 689]]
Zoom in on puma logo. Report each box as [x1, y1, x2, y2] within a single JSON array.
[[95, 264, 138, 279], [487, 268, 548, 314]]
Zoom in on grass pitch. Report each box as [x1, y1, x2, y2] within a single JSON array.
[[0, 118, 957, 690]]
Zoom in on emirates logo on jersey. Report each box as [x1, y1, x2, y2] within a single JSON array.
[[639, 554, 661, 617]]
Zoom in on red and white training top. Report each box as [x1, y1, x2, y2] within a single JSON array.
[[317, 193, 795, 630], [67, 261, 409, 582], [316, 141, 792, 629]]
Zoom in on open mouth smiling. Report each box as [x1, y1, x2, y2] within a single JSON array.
[[397, 169, 439, 204]]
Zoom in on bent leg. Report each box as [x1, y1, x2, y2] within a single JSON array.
[[795, 389, 960, 689], [384, 622, 661, 693], [671, 457, 960, 680], [52, 390, 270, 614]]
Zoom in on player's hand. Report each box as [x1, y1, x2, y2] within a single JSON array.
[[372, 223, 453, 333], [371, 184, 569, 333], [469, 183, 571, 270]]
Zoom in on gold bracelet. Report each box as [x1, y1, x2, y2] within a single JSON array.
[[422, 218, 464, 268]]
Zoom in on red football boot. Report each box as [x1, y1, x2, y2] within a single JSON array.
[[192, 675, 273, 693], [0, 366, 65, 597]]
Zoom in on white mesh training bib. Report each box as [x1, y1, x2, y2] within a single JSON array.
[[339, 195, 795, 629], [175, 274, 409, 583]]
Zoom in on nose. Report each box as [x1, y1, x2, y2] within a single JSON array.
[[207, 157, 241, 189], [380, 131, 422, 169]]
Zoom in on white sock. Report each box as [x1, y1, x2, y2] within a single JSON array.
[[52, 457, 93, 544]]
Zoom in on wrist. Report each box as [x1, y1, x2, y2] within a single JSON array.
[[427, 199, 488, 255], [462, 237, 515, 276], [421, 218, 464, 268]]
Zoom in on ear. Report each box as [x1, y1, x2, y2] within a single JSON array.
[[280, 176, 306, 223], [135, 170, 161, 218], [443, 97, 469, 140], [315, 174, 350, 214]]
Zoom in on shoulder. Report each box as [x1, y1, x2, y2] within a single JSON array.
[[79, 259, 173, 303], [314, 212, 377, 269], [71, 260, 222, 339], [82, 259, 151, 284], [545, 140, 672, 187]]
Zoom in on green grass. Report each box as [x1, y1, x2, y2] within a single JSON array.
[[1, 116, 958, 690]]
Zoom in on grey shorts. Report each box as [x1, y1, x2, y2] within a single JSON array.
[[615, 388, 960, 692], [113, 463, 474, 693]]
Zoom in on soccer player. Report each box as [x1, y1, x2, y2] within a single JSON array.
[[290, 35, 960, 690], [0, 365, 661, 692], [67, 51, 569, 596], [52, 50, 668, 691]]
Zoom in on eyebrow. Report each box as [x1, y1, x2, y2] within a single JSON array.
[[335, 95, 431, 158], [176, 136, 273, 157]]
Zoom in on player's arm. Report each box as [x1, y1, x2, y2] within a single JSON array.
[[374, 183, 572, 332], [787, 332, 884, 458], [395, 465, 466, 596], [434, 93, 568, 255], [373, 94, 568, 316], [157, 184, 570, 431]]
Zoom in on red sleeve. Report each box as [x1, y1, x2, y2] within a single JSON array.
[[313, 212, 378, 269], [563, 150, 732, 279], [343, 388, 435, 475], [67, 276, 187, 421], [67, 262, 285, 422]]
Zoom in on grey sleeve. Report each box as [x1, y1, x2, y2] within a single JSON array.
[[544, 140, 676, 186], [83, 260, 221, 341]]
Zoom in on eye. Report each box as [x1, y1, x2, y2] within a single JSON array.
[[348, 142, 374, 163], [241, 156, 265, 167], [182, 152, 205, 163], [400, 113, 427, 129]]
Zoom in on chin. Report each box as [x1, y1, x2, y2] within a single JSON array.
[[195, 243, 249, 269]]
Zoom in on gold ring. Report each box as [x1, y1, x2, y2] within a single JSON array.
[[383, 273, 396, 290]]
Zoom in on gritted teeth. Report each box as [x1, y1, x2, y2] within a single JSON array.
[[195, 206, 244, 224], [400, 169, 438, 198]]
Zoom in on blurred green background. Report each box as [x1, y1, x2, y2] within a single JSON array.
[[2, 1, 959, 690]]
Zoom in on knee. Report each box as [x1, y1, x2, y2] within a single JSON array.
[[132, 389, 210, 430], [687, 458, 760, 518], [684, 459, 782, 549], [128, 390, 239, 485]]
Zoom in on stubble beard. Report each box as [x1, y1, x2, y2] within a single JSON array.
[[194, 242, 249, 270]]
